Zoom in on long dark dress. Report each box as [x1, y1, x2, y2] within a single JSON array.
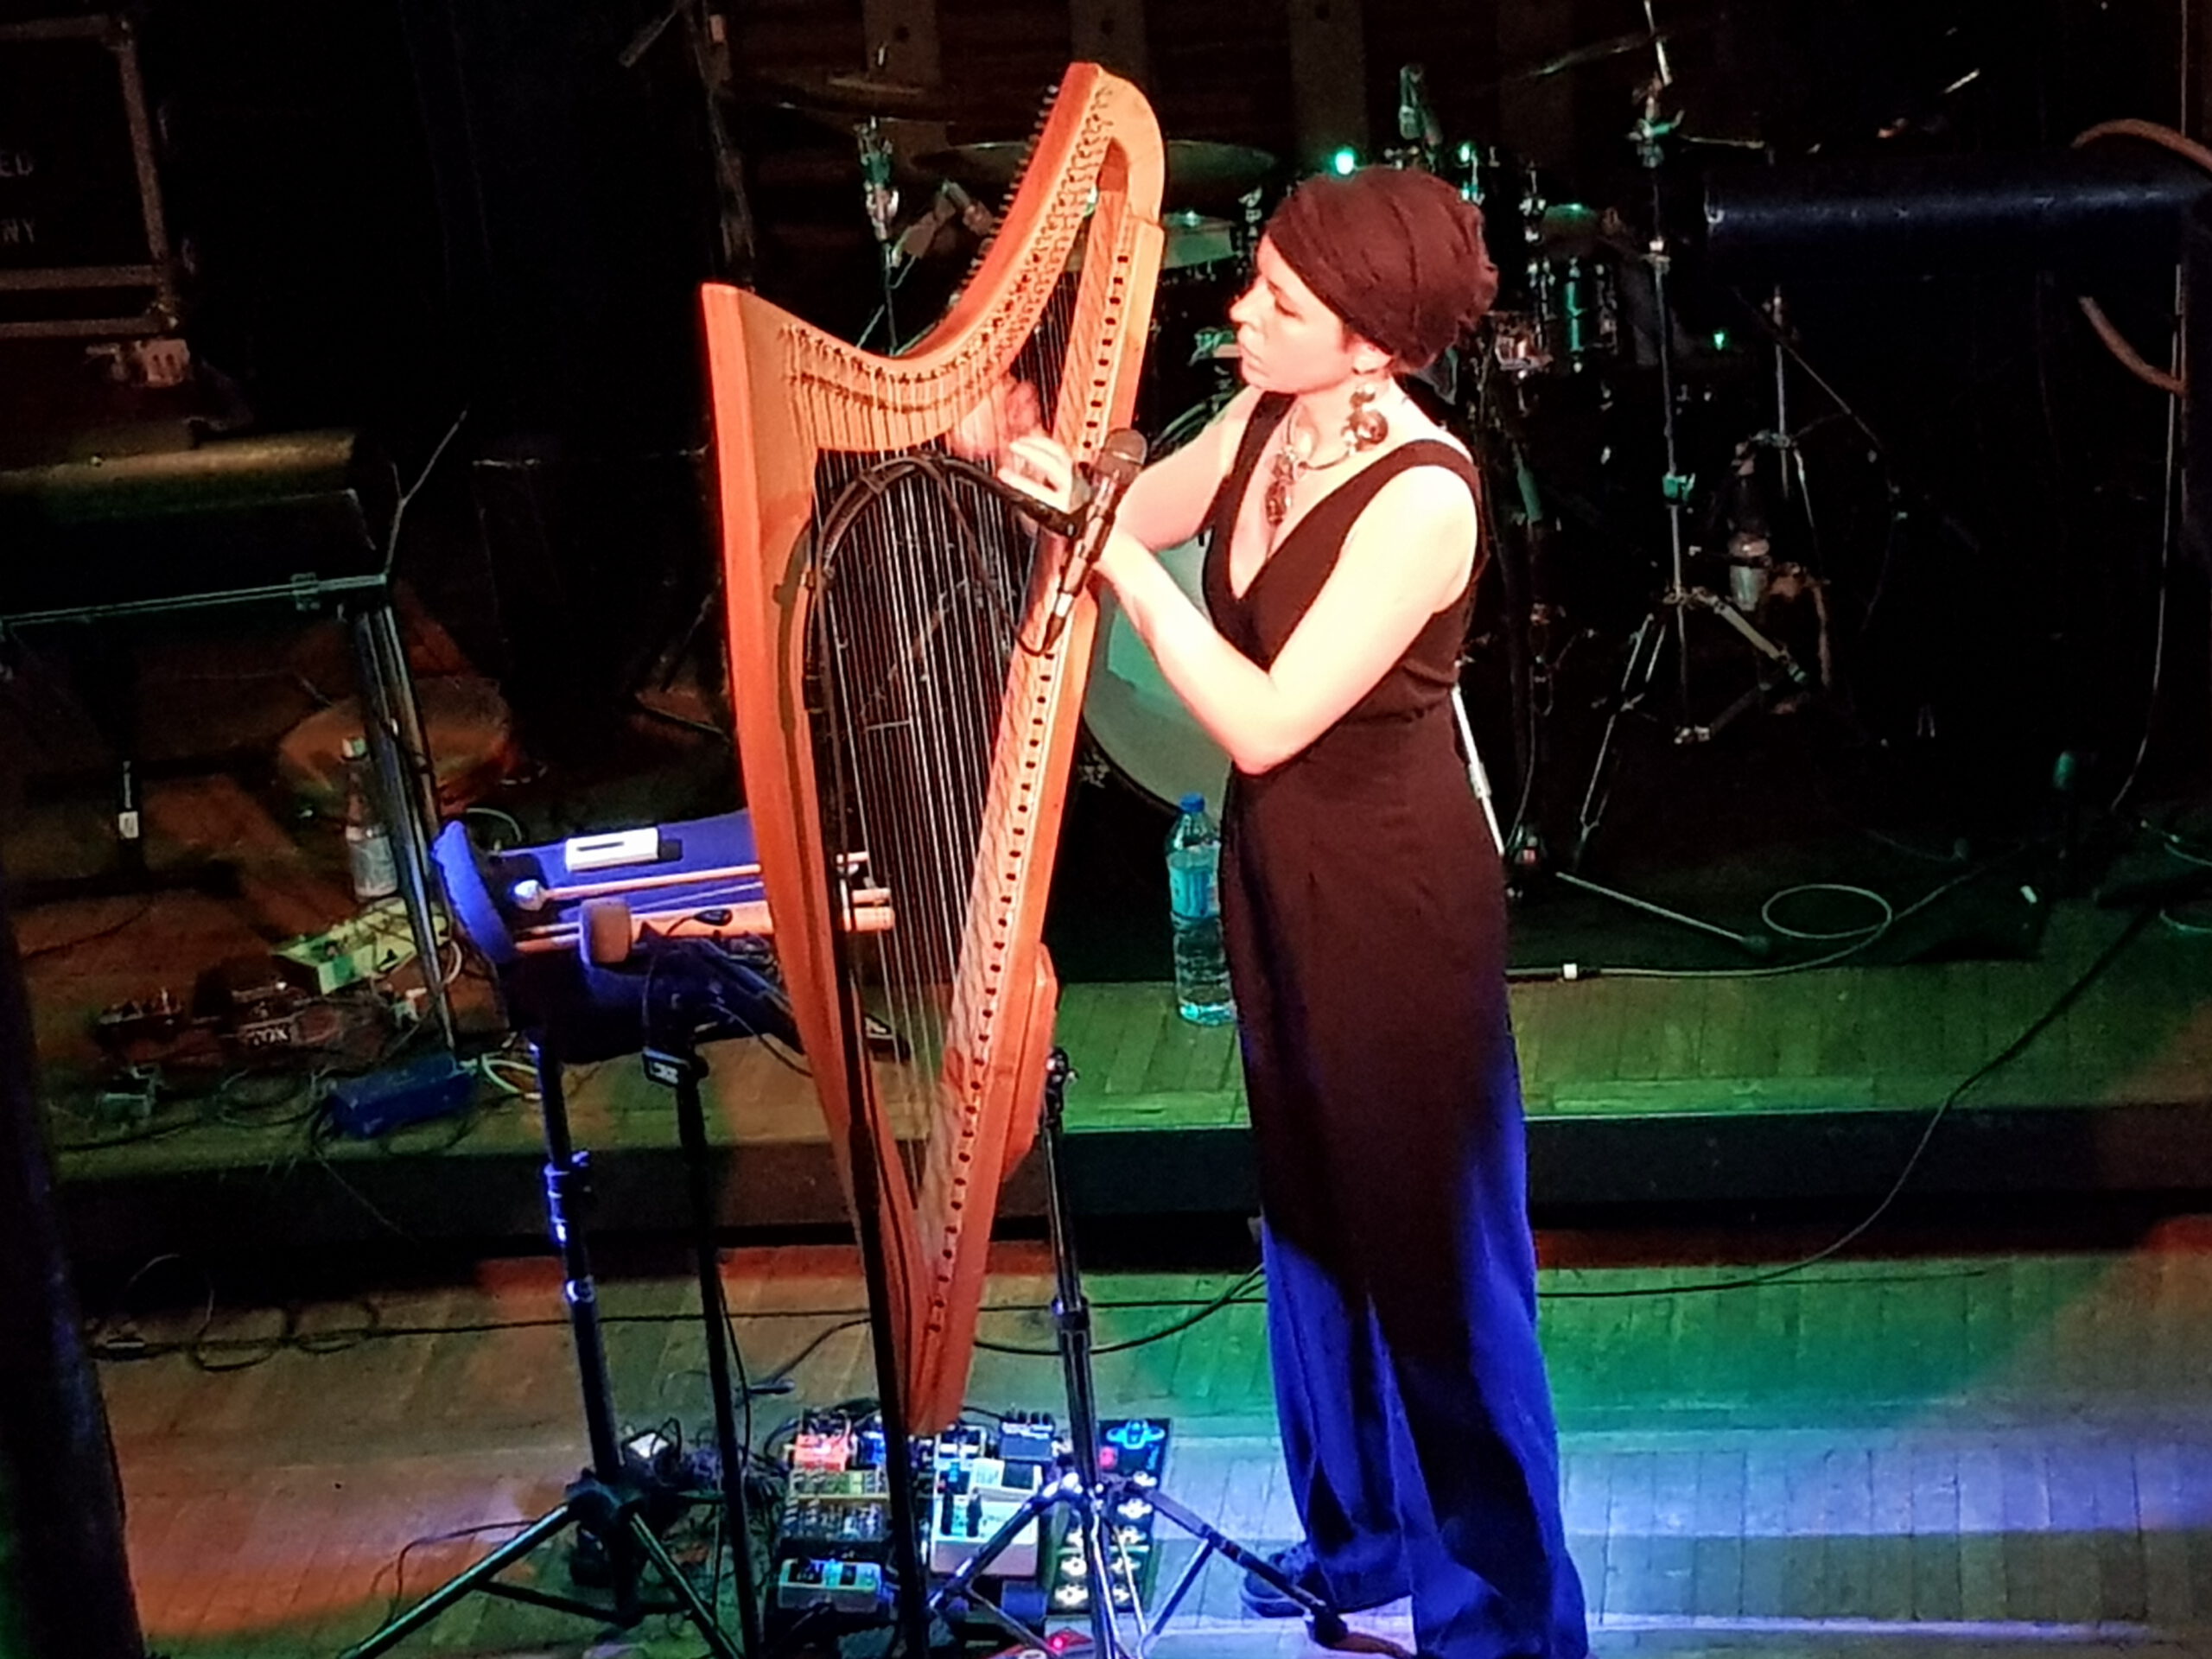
[[1201, 393, 1587, 1659]]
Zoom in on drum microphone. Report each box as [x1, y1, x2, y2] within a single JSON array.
[[1043, 427, 1148, 648], [1398, 64, 1443, 153]]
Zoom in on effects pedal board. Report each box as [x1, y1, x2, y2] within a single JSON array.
[[767, 1411, 1174, 1629], [770, 1411, 896, 1631], [1047, 1419, 1173, 1618], [767, 1410, 1067, 1634], [925, 1418, 1052, 1578]]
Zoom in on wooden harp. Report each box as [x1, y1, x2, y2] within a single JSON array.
[[702, 66, 1164, 1433]]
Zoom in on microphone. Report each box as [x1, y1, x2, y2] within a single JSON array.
[[1042, 428, 1147, 648], [856, 120, 898, 245], [1397, 64, 1443, 153]]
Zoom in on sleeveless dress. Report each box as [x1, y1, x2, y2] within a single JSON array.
[[1200, 393, 1587, 1659]]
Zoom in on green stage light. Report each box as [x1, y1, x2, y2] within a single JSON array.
[[1331, 147, 1359, 176]]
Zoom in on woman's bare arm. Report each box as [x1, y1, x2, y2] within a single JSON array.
[[1100, 466, 1476, 774]]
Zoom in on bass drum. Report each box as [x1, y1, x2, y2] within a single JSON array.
[[1085, 534, 1231, 811]]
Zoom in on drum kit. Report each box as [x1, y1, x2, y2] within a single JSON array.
[[747, 25, 1835, 899]]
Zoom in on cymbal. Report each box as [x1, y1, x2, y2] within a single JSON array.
[[920, 138, 1277, 209], [1532, 202, 1643, 260], [1485, 12, 1726, 92], [1163, 212, 1238, 270], [1162, 140, 1278, 204], [735, 69, 959, 124]]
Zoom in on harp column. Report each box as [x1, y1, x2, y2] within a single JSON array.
[[2195, 1, 2209, 153]]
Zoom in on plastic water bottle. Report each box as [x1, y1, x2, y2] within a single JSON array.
[[341, 735, 398, 903], [1166, 793, 1234, 1027]]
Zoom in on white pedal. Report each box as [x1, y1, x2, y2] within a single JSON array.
[[562, 827, 661, 874]]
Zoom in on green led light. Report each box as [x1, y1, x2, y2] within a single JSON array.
[[1457, 141, 1475, 163], [1711, 329, 1731, 350], [1330, 147, 1359, 176]]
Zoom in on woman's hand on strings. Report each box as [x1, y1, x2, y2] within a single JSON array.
[[1001, 433, 1157, 595], [948, 374, 1044, 462], [996, 432, 1077, 516]]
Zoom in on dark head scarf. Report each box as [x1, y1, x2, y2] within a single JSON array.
[[1262, 166, 1500, 371]]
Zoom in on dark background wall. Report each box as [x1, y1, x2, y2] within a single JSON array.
[[0, 0, 2200, 798]]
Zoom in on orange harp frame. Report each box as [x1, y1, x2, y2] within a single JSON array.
[[701, 65, 1166, 1434]]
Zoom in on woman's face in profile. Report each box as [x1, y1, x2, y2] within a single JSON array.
[[1228, 238, 1366, 396]]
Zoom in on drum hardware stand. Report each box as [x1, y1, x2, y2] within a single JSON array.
[[1463, 363, 1577, 855], [1571, 81, 1804, 854], [926, 1051, 1349, 1659], [1540, 73, 1789, 958]]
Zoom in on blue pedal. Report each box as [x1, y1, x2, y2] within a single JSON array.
[[325, 1054, 475, 1139]]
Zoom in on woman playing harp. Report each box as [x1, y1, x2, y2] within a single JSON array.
[[997, 166, 1589, 1659]]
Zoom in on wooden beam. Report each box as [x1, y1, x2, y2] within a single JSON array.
[[1497, 0, 1577, 172], [1068, 0, 1148, 86], [2194, 0, 2209, 143], [1285, 0, 1370, 172], [861, 0, 941, 87]]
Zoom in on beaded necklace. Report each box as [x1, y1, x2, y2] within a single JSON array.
[[1262, 426, 1359, 530], [1261, 385, 1397, 530]]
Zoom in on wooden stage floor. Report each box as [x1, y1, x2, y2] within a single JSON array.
[[23, 809, 2212, 1259], [89, 1219, 2212, 1656]]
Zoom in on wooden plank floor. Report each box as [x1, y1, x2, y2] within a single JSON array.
[[81, 1216, 2212, 1656]]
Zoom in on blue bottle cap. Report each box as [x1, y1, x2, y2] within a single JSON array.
[[1179, 792, 1206, 814]]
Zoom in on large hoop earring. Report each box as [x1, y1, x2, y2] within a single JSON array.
[[1344, 382, 1391, 452]]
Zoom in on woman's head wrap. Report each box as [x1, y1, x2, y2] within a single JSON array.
[[1261, 166, 1500, 370]]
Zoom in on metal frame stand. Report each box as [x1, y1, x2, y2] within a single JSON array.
[[926, 1051, 1348, 1659], [651, 1039, 769, 1656], [337, 1039, 740, 1659], [347, 601, 456, 1050]]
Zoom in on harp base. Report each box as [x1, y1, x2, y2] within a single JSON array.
[[925, 1051, 1349, 1659], [337, 1039, 747, 1659]]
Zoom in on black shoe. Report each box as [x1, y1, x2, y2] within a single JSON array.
[[1240, 1542, 1326, 1618]]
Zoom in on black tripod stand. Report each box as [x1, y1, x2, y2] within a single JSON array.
[[338, 1035, 747, 1659], [925, 1051, 1345, 1659]]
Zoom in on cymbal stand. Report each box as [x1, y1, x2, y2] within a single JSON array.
[[1535, 77, 1791, 958], [1731, 286, 1815, 569], [1571, 80, 1803, 874]]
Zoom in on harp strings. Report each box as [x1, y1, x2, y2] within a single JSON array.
[[805, 139, 1116, 1236]]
